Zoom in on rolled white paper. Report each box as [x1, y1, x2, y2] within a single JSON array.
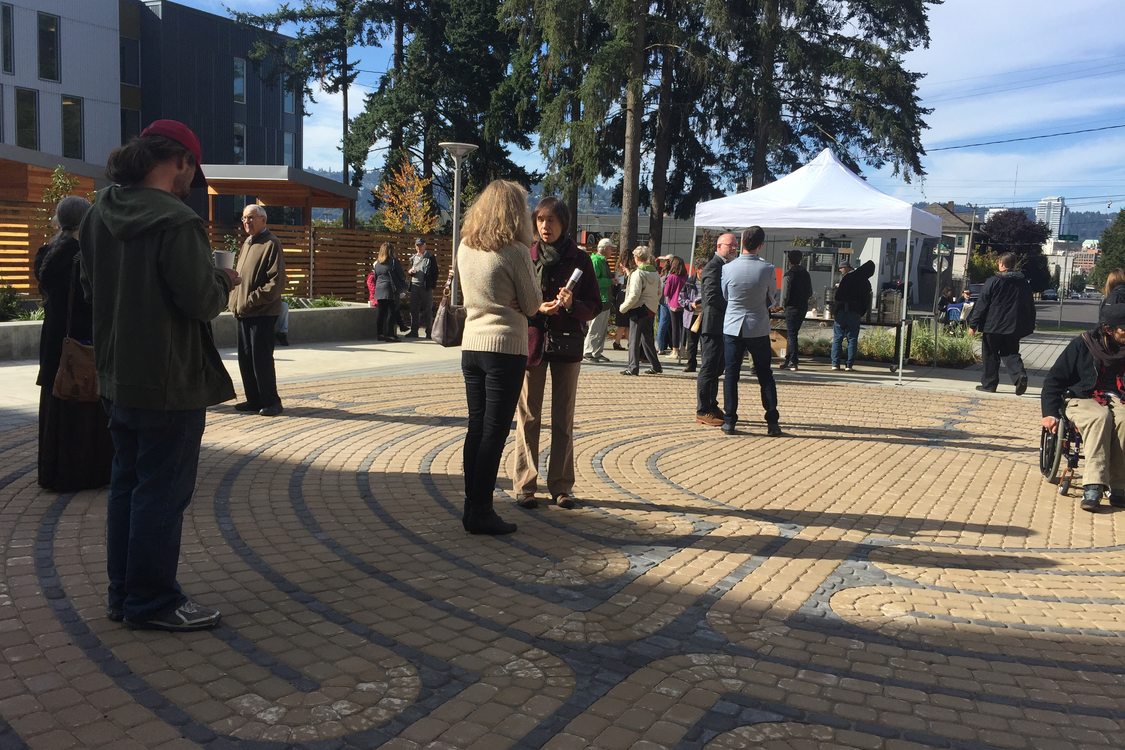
[[564, 267, 583, 291]]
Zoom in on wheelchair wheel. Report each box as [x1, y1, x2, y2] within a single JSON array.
[[1040, 424, 1063, 484]]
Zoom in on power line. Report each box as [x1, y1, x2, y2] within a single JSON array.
[[928, 123, 1125, 152]]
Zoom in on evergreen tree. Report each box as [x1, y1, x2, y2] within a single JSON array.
[[232, 1, 393, 186], [350, 0, 538, 208], [708, 0, 934, 187], [978, 210, 1051, 292], [1092, 211, 1125, 290]]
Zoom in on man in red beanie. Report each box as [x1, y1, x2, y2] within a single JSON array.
[[80, 120, 240, 631]]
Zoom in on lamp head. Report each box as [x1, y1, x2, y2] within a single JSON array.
[[439, 142, 478, 159]]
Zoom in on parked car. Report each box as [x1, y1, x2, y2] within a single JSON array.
[[1042, 288, 1058, 301]]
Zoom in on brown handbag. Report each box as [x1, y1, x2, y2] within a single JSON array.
[[52, 260, 98, 402], [432, 267, 466, 347]]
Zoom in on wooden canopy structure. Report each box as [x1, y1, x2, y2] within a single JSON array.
[[201, 165, 360, 227]]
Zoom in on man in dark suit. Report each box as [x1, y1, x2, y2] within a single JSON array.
[[695, 232, 740, 426]]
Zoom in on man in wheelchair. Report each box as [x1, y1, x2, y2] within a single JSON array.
[[1042, 303, 1125, 511]]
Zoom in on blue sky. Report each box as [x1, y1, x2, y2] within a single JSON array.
[[181, 0, 1125, 212]]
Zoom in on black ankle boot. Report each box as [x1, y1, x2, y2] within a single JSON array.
[[465, 510, 517, 535]]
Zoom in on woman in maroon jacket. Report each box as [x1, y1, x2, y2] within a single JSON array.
[[510, 197, 602, 510]]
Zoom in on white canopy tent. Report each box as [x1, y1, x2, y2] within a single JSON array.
[[692, 148, 942, 381]]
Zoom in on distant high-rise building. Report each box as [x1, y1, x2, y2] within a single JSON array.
[[1036, 196, 1069, 238]]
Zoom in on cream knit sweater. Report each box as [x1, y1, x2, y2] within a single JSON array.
[[458, 242, 543, 356]]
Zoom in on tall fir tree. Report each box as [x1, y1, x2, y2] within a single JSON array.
[[708, 0, 934, 188]]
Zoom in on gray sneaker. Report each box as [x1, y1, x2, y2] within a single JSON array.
[[127, 600, 221, 632]]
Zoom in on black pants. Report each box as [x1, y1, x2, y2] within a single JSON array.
[[981, 332, 1026, 389], [684, 328, 699, 369], [237, 315, 280, 408], [626, 310, 661, 373], [784, 308, 806, 366], [723, 334, 779, 427], [377, 298, 397, 338], [696, 332, 725, 416], [462, 350, 527, 515], [410, 286, 433, 335]]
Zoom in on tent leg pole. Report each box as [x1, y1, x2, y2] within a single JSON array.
[[897, 230, 913, 385]]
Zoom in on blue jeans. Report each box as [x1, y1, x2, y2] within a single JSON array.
[[103, 401, 206, 622], [723, 335, 779, 427], [462, 351, 526, 514], [831, 311, 861, 367], [656, 301, 671, 350]]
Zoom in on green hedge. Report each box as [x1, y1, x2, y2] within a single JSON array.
[[797, 326, 976, 368]]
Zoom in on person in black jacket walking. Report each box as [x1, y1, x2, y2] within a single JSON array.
[[968, 253, 1035, 395], [695, 233, 740, 426], [778, 250, 812, 371], [1042, 303, 1125, 512]]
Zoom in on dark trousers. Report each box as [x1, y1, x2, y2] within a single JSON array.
[[981, 332, 1026, 389], [377, 298, 397, 338], [462, 351, 527, 514], [684, 328, 699, 369], [627, 310, 661, 373], [668, 310, 683, 350], [410, 285, 433, 335], [784, 309, 806, 366], [696, 332, 725, 416], [103, 401, 206, 622], [237, 315, 280, 408], [723, 334, 780, 427], [656, 301, 671, 350]]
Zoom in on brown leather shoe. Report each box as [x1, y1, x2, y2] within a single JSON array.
[[696, 413, 724, 427]]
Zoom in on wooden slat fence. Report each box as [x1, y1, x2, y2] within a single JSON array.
[[0, 201, 50, 293], [206, 223, 453, 302], [0, 196, 454, 303]]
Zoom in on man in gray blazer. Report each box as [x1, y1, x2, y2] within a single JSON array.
[[720, 226, 782, 436], [696, 232, 740, 426]]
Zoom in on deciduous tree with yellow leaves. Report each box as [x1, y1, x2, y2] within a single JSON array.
[[375, 160, 439, 234]]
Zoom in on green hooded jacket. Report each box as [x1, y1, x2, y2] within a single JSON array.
[[79, 185, 235, 410]]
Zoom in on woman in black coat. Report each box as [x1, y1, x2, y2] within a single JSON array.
[[34, 196, 113, 491], [371, 242, 406, 341]]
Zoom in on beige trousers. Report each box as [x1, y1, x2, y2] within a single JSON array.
[[510, 359, 581, 497], [1067, 397, 1125, 489]]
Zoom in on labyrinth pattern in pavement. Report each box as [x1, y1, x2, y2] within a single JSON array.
[[1, 373, 1124, 749]]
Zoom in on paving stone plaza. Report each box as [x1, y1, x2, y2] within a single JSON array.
[[1, 344, 1124, 749]]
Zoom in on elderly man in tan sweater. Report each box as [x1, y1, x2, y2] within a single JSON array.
[[230, 204, 286, 417]]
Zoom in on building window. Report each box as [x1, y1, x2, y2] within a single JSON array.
[[233, 122, 245, 164], [120, 37, 139, 86], [233, 57, 246, 103], [2, 4, 13, 74], [283, 131, 294, 167], [283, 86, 295, 114], [38, 13, 59, 82], [62, 95, 82, 159], [955, 234, 965, 248], [121, 108, 140, 143], [15, 87, 37, 149]]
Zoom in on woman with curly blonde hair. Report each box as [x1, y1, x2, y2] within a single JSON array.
[[457, 180, 543, 534]]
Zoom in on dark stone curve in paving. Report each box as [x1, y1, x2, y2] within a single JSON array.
[[24, 426, 484, 749], [681, 691, 1000, 750]]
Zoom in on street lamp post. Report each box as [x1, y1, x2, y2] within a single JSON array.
[[439, 141, 478, 306]]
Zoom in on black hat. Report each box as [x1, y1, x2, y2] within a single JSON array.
[[1101, 303, 1125, 328]]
